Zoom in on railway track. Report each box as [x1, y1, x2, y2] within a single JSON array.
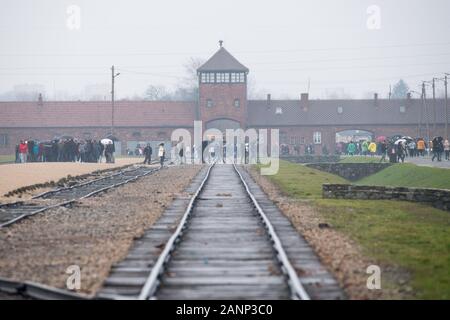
[[99, 164, 311, 300], [0, 164, 159, 228]]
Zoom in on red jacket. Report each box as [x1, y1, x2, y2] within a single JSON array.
[[19, 143, 28, 154]]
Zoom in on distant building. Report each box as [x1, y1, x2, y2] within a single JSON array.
[[0, 44, 448, 155]]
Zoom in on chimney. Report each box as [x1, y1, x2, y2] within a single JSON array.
[[37, 93, 43, 107], [266, 93, 271, 109], [301, 93, 309, 111], [373, 93, 379, 107]]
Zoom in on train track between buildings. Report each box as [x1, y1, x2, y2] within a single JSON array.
[[0, 164, 160, 228]]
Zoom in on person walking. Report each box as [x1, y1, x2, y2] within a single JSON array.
[[347, 141, 356, 156], [417, 138, 425, 157], [444, 139, 450, 161], [368, 141, 377, 156], [407, 140, 415, 157], [143, 143, 153, 165], [361, 140, 369, 156], [397, 141, 406, 163], [379, 140, 388, 162], [158, 143, 165, 168], [18, 140, 28, 163]]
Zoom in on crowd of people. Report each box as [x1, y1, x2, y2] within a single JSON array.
[[337, 136, 450, 163], [15, 138, 116, 164]]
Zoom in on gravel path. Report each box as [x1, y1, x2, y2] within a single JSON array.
[[0, 165, 202, 296], [246, 166, 410, 300]]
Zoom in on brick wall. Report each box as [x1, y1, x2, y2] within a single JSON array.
[[323, 184, 450, 211], [306, 163, 392, 181], [199, 83, 247, 128]]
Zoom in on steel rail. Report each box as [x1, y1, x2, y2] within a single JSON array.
[[232, 164, 310, 300], [33, 162, 157, 199], [0, 166, 158, 228], [137, 163, 215, 300]]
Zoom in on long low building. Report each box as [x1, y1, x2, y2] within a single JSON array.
[[0, 44, 448, 155]]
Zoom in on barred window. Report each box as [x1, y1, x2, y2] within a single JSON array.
[[234, 98, 240, 108], [206, 99, 213, 108]]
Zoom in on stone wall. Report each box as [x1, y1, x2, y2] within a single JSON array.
[[282, 155, 341, 163], [323, 184, 450, 211], [306, 163, 391, 181]]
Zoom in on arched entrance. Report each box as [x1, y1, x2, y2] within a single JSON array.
[[335, 129, 374, 155], [203, 118, 241, 163], [205, 118, 241, 133]]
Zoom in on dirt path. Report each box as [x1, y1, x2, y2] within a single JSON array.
[[0, 158, 141, 201], [0, 165, 202, 296]]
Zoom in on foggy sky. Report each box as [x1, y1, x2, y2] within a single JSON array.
[[1, 0, 450, 100]]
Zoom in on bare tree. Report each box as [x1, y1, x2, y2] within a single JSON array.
[[144, 85, 169, 101]]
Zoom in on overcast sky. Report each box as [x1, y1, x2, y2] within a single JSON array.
[[1, 0, 450, 100]]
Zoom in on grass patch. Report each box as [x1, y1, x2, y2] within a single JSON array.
[[0, 155, 14, 163], [358, 163, 450, 190], [262, 160, 450, 299], [262, 160, 347, 199]]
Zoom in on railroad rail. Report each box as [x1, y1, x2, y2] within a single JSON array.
[[134, 163, 310, 300], [0, 164, 159, 228]]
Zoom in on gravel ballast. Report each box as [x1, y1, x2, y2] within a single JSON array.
[[0, 165, 202, 296]]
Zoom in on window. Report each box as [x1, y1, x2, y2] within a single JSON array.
[[234, 99, 240, 108], [275, 107, 283, 115], [132, 131, 141, 138], [313, 132, 322, 144], [0, 134, 8, 147], [337, 106, 343, 114], [230, 72, 245, 83], [399, 106, 406, 113], [206, 99, 213, 108], [216, 73, 230, 83], [201, 73, 215, 83]]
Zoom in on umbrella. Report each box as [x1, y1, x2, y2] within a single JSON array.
[[375, 136, 386, 142], [101, 138, 113, 145], [401, 136, 413, 141], [395, 138, 407, 145]]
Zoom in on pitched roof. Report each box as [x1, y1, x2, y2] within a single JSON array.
[[0, 101, 196, 128], [198, 47, 249, 72], [247, 99, 449, 127]]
